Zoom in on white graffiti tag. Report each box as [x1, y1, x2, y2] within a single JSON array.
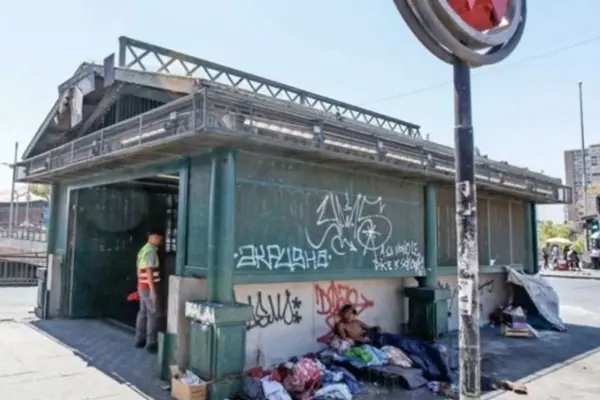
[[306, 193, 392, 256], [234, 244, 331, 271], [306, 192, 425, 273], [373, 241, 425, 273]]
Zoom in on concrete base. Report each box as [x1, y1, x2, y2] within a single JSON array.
[[165, 275, 207, 370]]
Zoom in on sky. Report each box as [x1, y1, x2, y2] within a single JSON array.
[[0, 0, 598, 222]]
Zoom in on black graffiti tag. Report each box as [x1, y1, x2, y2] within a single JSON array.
[[437, 279, 494, 314], [246, 290, 303, 330]]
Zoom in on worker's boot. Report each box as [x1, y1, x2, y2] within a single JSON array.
[[134, 340, 146, 349], [146, 343, 158, 354]]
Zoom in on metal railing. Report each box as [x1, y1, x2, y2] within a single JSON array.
[[0, 260, 40, 286], [16, 92, 202, 180], [0, 230, 47, 242], [117, 36, 423, 139], [17, 87, 572, 204]]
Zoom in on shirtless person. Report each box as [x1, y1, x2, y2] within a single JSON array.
[[334, 304, 380, 344]]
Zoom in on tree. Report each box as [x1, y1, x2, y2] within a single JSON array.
[[537, 220, 574, 246], [28, 184, 50, 201], [574, 234, 585, 254]]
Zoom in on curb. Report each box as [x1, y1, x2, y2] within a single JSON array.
[[540, 273, 600, 280], [482, 342, 600, 399]]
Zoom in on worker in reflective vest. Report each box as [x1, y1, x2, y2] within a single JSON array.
[[134, 230, 163, 353]]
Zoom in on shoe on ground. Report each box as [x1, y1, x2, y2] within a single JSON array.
[[134, 340, 146, 349], [146, 343, 158, 354]]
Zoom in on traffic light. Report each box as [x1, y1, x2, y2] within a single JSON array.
[[588, 217, 600, 234]]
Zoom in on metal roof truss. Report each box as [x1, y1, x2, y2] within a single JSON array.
[[16, 87, 571, 204]]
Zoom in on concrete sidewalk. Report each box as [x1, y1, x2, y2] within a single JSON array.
[[540, 269, 600, 280], [3, 285, 600, 400], [0, 320, 157, 400], [491, 348, 600, 399]]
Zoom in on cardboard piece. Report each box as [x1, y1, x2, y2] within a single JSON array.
[[170, 365, 207, 400]]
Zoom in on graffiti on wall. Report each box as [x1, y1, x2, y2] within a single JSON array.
[[234, 244, 331, 271], [314, 281, 375, 329], [306, 192, 425, 273], [246, 290, 303, 330], [437, 279, 495, 315]]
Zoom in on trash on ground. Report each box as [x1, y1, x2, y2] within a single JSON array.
[[170, 365, 207, 400]]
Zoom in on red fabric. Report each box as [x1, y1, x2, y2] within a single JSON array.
[[247, 367, 270, 379], [283, 358, 320, 400], [127, 292, 139, 301], [316, 331, 334, 344]]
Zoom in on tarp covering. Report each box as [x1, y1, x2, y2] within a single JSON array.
[[506, 267, 567, 332]]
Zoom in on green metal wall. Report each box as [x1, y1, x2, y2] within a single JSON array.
[[436, 186, 527, 267], [232, 152, 425, 282], [184, 155, 212, 275], [69, 183, 177, 322]]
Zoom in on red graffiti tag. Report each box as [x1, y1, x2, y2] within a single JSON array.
[[314, 281, 375, 329]]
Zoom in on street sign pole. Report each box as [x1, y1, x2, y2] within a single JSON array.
[[454, 58, 480, 396], [393, 1, 527, 398]]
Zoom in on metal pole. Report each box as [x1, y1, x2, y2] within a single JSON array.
[[25, 184, 31, 240], [14, 193, 19, 237], [579, 81, 589, 249], [7, 142, 18, 237], [453, 58, 480, 399]]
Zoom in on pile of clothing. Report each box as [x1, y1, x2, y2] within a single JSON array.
[[241, 356, 359, 400], [239, 331, 458, 399]]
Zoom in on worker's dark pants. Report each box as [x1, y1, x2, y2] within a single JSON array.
[[135, 286, 158, 346]]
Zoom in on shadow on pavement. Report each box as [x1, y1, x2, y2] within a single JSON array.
[[27, 318, 600, 400], [29, 318, 171, 400], [440, 323, 600, 398]]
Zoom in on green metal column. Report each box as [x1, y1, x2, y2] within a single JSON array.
[[36, 183, 61, 318], [524, 201, 537, 274], [424, 184, 438, 287], [175, 159, 190, 276], [187, 148, 252, 399], [530, 202, 539, 274], [404, 184, 450, 339], [207, 148, 236, 302], [46, 184, 61, 254]]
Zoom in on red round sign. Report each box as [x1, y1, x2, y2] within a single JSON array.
[[448, 0, 508, 31]]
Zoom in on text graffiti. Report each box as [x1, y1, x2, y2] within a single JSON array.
[[235, 244, 331, 271], [306, 192, 425, 273], [437, 279, 495, 314], [314, 281, 375, 329], [373, 241, 424, 273], [246, 290, 303, 330]]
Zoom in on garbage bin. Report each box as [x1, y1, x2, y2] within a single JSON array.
[[185, 300, 253, 398], [35, 267, 48, 319]]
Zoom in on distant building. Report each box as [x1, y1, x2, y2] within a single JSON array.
[[564, 145, 600, 222], [0, 187, 48, 230]]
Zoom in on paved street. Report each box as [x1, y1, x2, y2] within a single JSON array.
[[540, 268, 600, 280], [0, 287, 37, 321], [492, 277, 600, 399], [2, 278, 600, 399]]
